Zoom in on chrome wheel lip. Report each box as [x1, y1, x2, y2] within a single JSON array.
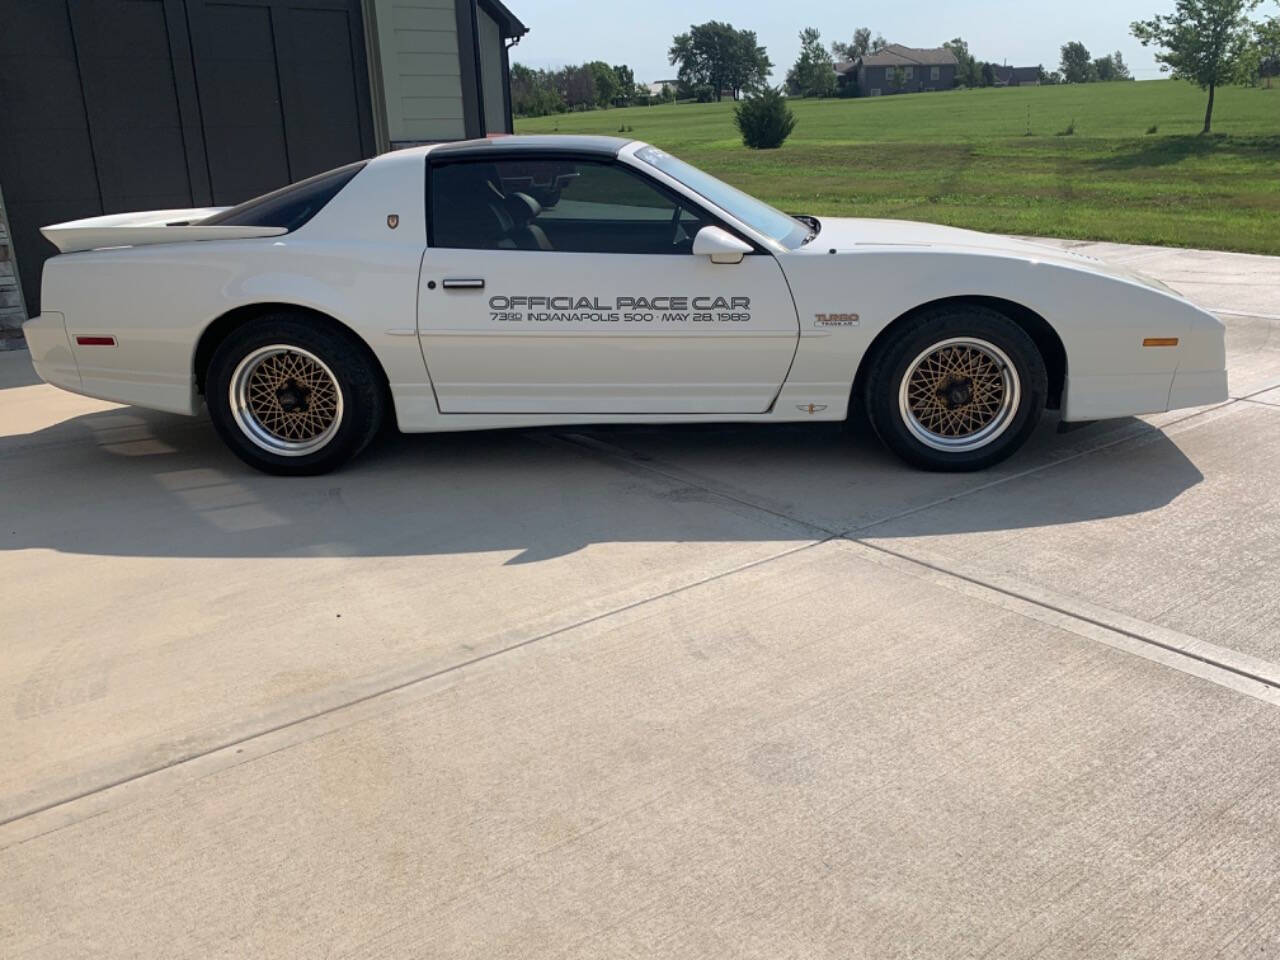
[[229, 344, 344, 457], [898, 336, 1020, 453]]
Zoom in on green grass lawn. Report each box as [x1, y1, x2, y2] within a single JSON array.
[[516, 81, 1280, 254]]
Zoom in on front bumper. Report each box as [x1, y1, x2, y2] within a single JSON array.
[[1168, 367, 1229, 410], [1062, 366, 1228, 421]]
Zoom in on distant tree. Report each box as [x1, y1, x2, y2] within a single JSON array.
[[612, 64, 637, 104], [831, 26, 873, 61], [734, 86, 796, 148], [888, 66, 908, 92], [726, 29, 773, 99], [1256, 17, 1280, 87], [1090, 50, 1133, 80], [944, 37, 980, 87], [786, 27, 839, 97], [670, 21, 771, 101], [1132, 0, 1263, 133], [871, 33, 888, 52], [1060, 41, 1094, 82], [1043, 69, 1064, 84], [980, 61, 997, 86], [555, 64, 597, 110], [669, 26, 716, 96], [584, 62, 620, 108], [510, 64, 565, 117]]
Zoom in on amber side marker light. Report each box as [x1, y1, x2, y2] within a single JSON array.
[[1142, 337, 1179, 347], [75, 335, 116, 346]]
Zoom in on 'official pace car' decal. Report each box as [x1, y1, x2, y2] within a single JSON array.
[[488, 295, 751, 325]]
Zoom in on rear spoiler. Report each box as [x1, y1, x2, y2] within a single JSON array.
[[41, 208, 287, 254]]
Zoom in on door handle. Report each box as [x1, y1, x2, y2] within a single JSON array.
[[441, 277, 485, 289]]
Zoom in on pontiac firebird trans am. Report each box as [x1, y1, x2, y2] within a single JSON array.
[[26, 135, 1227, 475]]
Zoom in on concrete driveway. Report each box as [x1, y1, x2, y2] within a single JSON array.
[[3, 240, 1280, 958]]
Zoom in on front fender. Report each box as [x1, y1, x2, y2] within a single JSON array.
[[776, 246, 1223, 419]]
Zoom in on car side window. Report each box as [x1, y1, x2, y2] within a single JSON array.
[[429, 158, 707, 255]]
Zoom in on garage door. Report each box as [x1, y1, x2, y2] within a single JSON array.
[[0, 0, 376, 314]]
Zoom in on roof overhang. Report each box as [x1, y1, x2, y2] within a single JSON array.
[[477, 0, 528, 39]]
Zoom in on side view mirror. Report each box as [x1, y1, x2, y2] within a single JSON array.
[[692, 226, 752, 264]]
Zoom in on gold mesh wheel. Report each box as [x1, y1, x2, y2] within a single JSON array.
[[898, 337, 1020, 452], [230, 345, 344, 456]]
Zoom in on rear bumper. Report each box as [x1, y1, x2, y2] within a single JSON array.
[[22, 312, 81, 391]]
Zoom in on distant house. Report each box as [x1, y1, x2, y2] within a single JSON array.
[[992, 66, 1042, 87], [646, 80, 680, 96], [835, 44, 958, 97]]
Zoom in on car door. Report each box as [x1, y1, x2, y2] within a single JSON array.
[[417, 154, 799, 415]]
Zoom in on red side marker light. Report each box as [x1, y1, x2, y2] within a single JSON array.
[[75, 335, 117, 346]]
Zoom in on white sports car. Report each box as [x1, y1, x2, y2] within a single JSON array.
[[26, 135, 1226, 475]]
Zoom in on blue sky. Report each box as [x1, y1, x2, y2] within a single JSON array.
[[510, 0, 1182, 84]]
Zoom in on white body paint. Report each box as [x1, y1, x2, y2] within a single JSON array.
[[25, 139, 1227, 434]]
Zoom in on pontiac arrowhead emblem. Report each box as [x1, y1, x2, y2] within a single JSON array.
[[386, 214, 400, 229]]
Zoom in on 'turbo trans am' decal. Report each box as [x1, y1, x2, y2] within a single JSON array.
[[488, 295, 751, 325]]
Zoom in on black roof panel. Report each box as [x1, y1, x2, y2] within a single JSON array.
[[429, 135, 633, 160]]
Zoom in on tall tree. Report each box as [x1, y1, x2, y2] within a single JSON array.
[[786, 27, 838, 97], [612, 64, 637, 103], [1059, 41, 1094, 82], [510, 64, 564, 117], [1132, 0, 1263, 132], [668, 27, 714, 95], [670, 22, 769, 101], [1111, 50, 1133, 79], [585, 62, 620, 108], [1092, 50, 1133, 80], [831, 26, 873, 61], [944, 37, 979, 86], [555, 64, 597, 110], [1255, 17, 1280, 87], [726, 28, 772, 99]]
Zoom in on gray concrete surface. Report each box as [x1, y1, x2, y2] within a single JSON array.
[[3, 239, 1280, 958]]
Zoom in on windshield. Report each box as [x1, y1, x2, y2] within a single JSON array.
[[635, 145, 809, 249]]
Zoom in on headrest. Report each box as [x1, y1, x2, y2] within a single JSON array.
[[508, 192, 542, 220]]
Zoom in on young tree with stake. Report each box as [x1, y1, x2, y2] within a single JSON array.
[[1131, 0, 1263, 133]]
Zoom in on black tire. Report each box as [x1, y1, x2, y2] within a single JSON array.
[[863, 304, 1046, 471], [206, 313, 385, 476]]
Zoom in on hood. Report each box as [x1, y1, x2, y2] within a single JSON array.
[[805, 217, 1179, 296]]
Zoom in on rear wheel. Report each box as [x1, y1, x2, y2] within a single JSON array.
[[864, 305, 1046, 471], [206, 314, 384, 475]]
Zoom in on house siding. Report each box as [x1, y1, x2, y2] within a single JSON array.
[[858, 63, 954, 96], [0, 182, 27, 340], [372, 0, 467, 143], [475, 5, 506, 134]]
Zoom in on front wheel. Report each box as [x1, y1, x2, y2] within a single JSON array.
[[864, 305, 1047, 471], [206, 314, 384, 475]]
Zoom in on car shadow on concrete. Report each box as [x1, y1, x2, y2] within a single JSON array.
[[0, 403, 1206, 561]]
